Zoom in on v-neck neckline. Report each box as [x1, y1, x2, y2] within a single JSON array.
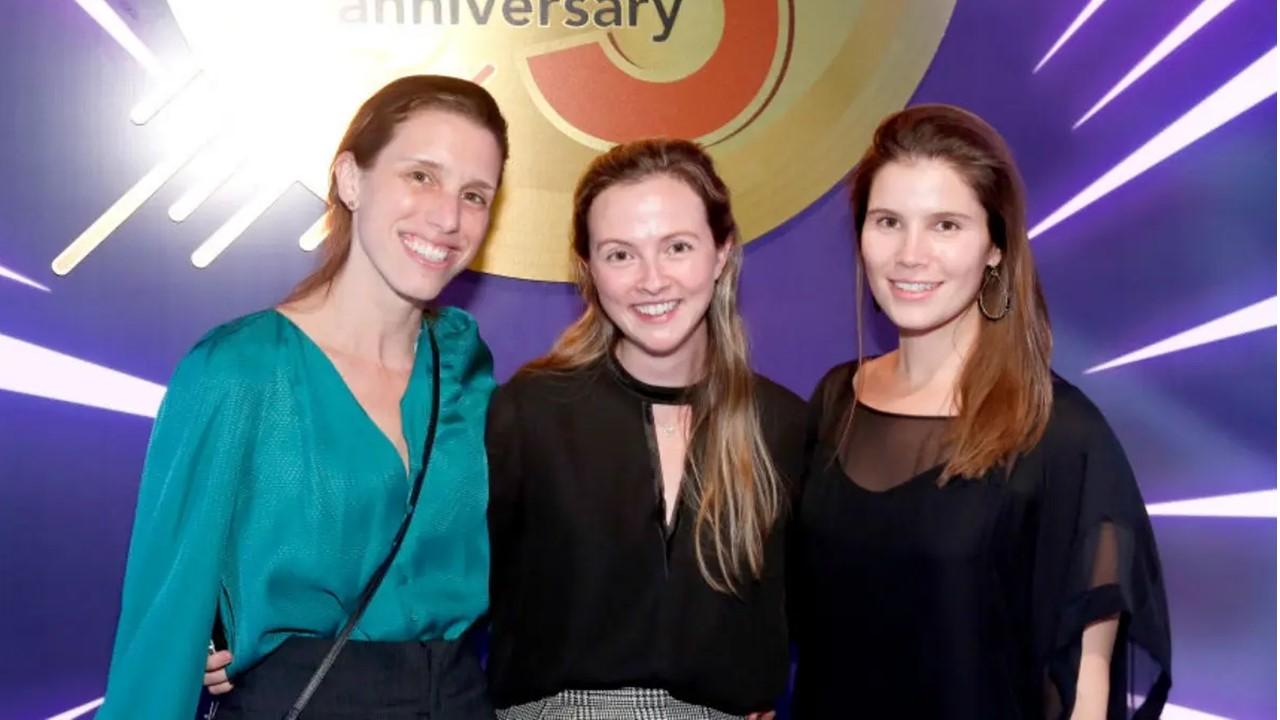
[[273, 309, 424, 479]]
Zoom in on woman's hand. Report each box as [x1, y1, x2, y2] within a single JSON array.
[[204, 650, 234, 695]]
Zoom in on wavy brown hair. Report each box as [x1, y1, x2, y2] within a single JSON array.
[[524, 138, 783, 594], [285, 75, 509, 304], [848, 104, 1053, 481]]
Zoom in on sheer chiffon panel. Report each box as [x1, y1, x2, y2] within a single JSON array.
[[803, 361, 1172, 719], [1039, 416, 1172, 719], [837, 403, 950, 492]]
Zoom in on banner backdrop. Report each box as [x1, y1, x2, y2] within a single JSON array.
[[0, 1, 1275, 718]]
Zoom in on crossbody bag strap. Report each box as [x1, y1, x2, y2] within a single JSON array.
[[283, 322, 442, 720]]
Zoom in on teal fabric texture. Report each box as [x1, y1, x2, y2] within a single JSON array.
[[98, 307, 495, 719]]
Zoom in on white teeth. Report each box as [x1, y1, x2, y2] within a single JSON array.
[[635, 301, 678, 316], [893, 281, 938, 292], [402, 234, 449, 263]]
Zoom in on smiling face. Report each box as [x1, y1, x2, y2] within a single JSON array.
[[336, 108, 504, 303], [860, 157, 1002, 338], [587, 174, 730, 368]]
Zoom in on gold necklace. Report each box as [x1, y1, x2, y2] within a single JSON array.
[[656, 408, 684, 437]]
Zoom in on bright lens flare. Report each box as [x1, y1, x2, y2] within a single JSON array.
[[57, 0, 489, 276]]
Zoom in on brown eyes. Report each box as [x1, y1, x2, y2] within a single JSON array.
[[407, 171, 489, 208], [872, 217, 962, 232]]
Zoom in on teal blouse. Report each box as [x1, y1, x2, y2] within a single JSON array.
[[98, 307, 494, 719]]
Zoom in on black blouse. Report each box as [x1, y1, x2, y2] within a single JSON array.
[[791, 361, 1172, 719], [485, 357, 807, 714]]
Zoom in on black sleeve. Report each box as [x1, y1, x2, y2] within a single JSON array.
[[809, 361, 854, 443], [786, 362, 853, 666], [1033, 393, 1172, 719], [756, 377, 809, 512], [486, 380, 523, 617]]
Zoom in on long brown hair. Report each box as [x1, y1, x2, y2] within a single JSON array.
[[524, 138, 783, 594], [848, 104, 1053, 481], [285, 75, 509, 303]]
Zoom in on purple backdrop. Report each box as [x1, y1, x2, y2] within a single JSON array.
[[0, 1, 1275, 718]]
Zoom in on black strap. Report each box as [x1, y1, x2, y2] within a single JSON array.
[[283, 323, 442, 720]]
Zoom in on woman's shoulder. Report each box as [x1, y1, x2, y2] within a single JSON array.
[[815, 359, 859, 394], [500, 362, 601, 400], [428, 307, 496, 392], [751, 374, 809, 474], [198, 308, 281, 345], [177, 310, 289, 384], [430, 305, 481, 341], [1030, 373, 1133, 466], [751, 372, 806, 419], [806, 359, 861, 419], [1046, 374, 1113, 438]]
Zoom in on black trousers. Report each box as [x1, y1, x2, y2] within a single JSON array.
[[214, 636, 494, 719]]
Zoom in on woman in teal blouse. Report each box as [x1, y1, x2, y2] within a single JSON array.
[[98, 75, 509, 719]]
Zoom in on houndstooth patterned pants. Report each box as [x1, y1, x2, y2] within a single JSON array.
[[495, 687, 747, 720]]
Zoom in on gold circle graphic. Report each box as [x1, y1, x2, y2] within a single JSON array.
[[165, 0, 955, 281]]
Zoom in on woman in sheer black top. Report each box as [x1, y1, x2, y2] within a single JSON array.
[[790, 106, 1172, 719]]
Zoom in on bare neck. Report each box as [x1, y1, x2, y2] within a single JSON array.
[[283, 262, 423, 371], [615, 323, 709, 389], [881, 305, 982, 412]]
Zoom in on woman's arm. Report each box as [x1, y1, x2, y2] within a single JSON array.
[[97, 341, 254, 719], [1071, 616, 1119, 719]]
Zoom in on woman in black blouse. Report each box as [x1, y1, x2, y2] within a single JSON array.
[[791, 105, 1172, 719], [487, 139, 806, 719]]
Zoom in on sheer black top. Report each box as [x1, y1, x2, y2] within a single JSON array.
[[486, 357, 807, 714], [791, 361, 1172, 719]]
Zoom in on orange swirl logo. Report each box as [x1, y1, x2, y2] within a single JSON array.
[[54, 1, 953, 281]]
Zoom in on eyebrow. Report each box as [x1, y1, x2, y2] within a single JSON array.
[[592, 237, 635, 250], [400, 157, 496, 192], [866, 207, 976, 221], [929, 211, 976, 221], [593, 231, 698, 247]]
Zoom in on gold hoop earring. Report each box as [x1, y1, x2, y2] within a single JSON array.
[[978, 265, 1011, 321]]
